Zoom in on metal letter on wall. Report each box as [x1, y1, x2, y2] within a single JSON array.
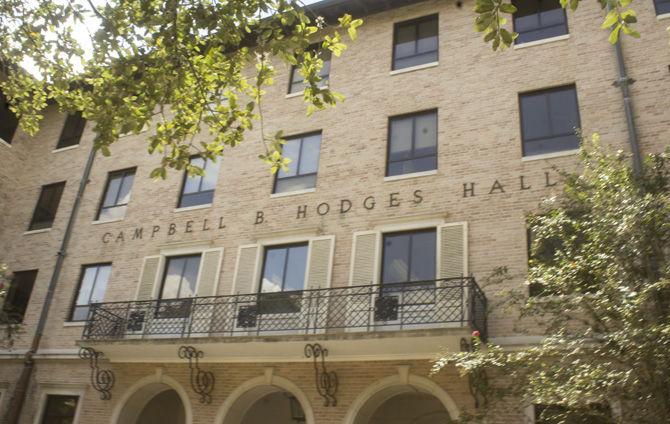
[[78, 347, 115, 400], [304, 343, 338, 406], [178, 346, 215, 404]]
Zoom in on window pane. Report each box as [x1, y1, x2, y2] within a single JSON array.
[[414, 112, 437, 155], [394, 24, 417, 59], [71, 305, 90, 322], [520, 93, 551, 140], [42, 395, 78, 424], [274, 175, 316, 193], [180, 256, 200, 298], [75, 267, 98, 307], [89, 265, 111, 304], [30, 182, 65, 230], [524, 134, 579, 156], [284, 245, 308, 291], [0, 92, 19, 143], [548, 88, 579, 135], [409, 231, 436, 281], [393, 51, 438, 70], [278, 139, 301, 178], [98, 205, 127, 222], [102, 176, 122, 208], [514, 0, 567, 43], [298, 134, 321, 175], [116, 173, 135, 205], [416, 18, 438, 53], [261, 248, 287, 293], [382, 234, 410, 284], [56, 112, 85, 149], [162, 258, 185, 299], [539, 7, 565, 26], [200, 158, 220, 191], [656, 0, 670, 15], [389, 117, 413, 161], [3, 270, 37, 322]]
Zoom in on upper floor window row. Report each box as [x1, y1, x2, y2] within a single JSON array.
[[393, 14, 439, 70], [179, 156, 221, 208], [0, 91, 19, 145], [288, 45, 331, 94], [28, 182, 66, 231], [513, 0, 568, 45], [56, 112, 86, 150], [97, 168, 136, 221]]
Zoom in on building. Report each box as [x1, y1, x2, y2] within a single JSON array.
[[0, 0, 668, 422]]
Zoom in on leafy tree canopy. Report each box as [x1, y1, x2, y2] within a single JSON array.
[[433, 136, 670, 423]]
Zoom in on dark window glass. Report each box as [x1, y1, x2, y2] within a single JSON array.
[[655, 0, 670, 15], [2, 270, 37, 323], [97, 168, 136, 221], [381, 229, 436, 285], [28, 182, 66, 231], [519, 85, 580, 157], [178, 157, 220, 208], [259, 243, 308, 314], [513, 0, 568, 44], [157, 255, 201, 318], [41, 394, 79, 424], [70, 264, 111, 321], [534, 404, 611, 424], [387, 110, 437, 177], [393, 15, 438, 70], [56, 112, 86, 149], [0, 92, 19, 144], [274, 133, 322, 194], [288, 46, 331, 94]]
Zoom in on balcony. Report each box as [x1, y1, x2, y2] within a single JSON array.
[[80, 278, 487, 361]]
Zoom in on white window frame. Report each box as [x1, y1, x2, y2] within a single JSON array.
[[33, 386, 85, 424]]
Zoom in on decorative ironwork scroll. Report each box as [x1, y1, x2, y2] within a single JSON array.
[[78, 347, 115, 400], [178, 346, 215, 404], [460, 336, 489, 409], [304, 343, 338, 406]]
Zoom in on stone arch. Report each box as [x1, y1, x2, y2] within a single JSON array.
[[342, 368, 461, 424], [215, 370, 315, 424], [110, 370, 193, 424]]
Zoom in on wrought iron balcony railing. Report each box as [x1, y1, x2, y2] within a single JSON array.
[[81, 277, 487, 341]]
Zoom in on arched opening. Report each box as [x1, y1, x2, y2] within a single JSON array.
[[368, 391, 452, 424], [114, 378, 191, 424]]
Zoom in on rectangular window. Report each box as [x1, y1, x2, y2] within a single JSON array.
[[28, 182, 66, 231], [259, 243, 308, 314], [288, 46, 331, 94], [273, 132, 322, 194], [2, 269, 37, 323], [381, 229, 436, 285], [519, 85, 580, 157], [157, 254, 201, 318], [0, 92, 19, 144], [40, 394, 79, 424], [70, 264, 111, 321], [513, 0, 568, 44], [387, 110, 437, 177], [56, 112, 86, 149], [392, 14, 439, 70], [97, 168, 136, 221], [178, 157, 220, 208], [655, 0, 670, 15]]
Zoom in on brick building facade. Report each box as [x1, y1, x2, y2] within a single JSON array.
[[0, 0, 668, 422]]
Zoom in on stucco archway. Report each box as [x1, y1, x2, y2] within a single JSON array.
[[343, 368, 460, 424], [215, 370, 315, 424], [110, 370, 193, 424]]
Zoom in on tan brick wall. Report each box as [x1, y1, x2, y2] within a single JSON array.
[[0, 0, 668, 422]]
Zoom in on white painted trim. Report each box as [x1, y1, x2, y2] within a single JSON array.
[[33, 385, 86, 424], [341, 372, 461, 424], [436, 221, 469, 277], [23, 228, 52, 235], [373, 217, 444, 233], [383, 169, 437, 182], [63, 321, 86, 327], [91, 218, 124, 225], [255, 233, 316, 246], [305, 235, 336, 290], [158, 243, 212, 257], [522, 149, 579, 161], [348, 230, 382, 287], [269, 188, 316, 198], [173, 203, 212, 213], [215, 374, 315, 424], [657, 12, 670, 20], [513, 34, 570, 49], [0, 138, 11, 148], [51, 144, 80, 153], [198, 247, 225, 296], [110, 371, 193, 424], [389, 61, 439, 76], [231, 244, 261, 295], [134, 255, 162, 300]]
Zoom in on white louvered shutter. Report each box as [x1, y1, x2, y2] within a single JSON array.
[[196, 248, 224, 297], [305, 236, 335, 330], [230, 245, 260, 332], [347, 231, 380, 330], [437, 222, 468, 325], [136, 256, 161, 300]]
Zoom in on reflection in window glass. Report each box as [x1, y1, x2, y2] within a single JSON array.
[[97, 168, 136, 221], [178, 157, 220, 208], [41, 395, 79, 424], [160, 255, 201, 299], [71, 264, 111, 321], [2, 269, 38, 323], [288, 46, 331, 94], [29, 182, 66, 231], [259, 244, 308, 314], [56, 112, 86, 149], [381, 229, 436, 285], [513, 0, 568, 44], [393, 15, 438, 70], [274, 133, 322, 194], [655, 0, 670, 15], [387, 111, 437, 177]]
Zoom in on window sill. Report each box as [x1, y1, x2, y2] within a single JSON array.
[[0, 138, 11, 148], [92, 218, 124, 225], [658, 13, 670, 20], [513, 34, 570, 49], [23, 228, 52, 235], [384, 169, 438, 182], [52, 144, 80, 153], [285, 85, 329, 99], [522, 149, 579, 162], [389, 61, 439, 76], [270, 188, 316, 198], [174, 203, 212, 213], [63, 321, 86, 327]]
